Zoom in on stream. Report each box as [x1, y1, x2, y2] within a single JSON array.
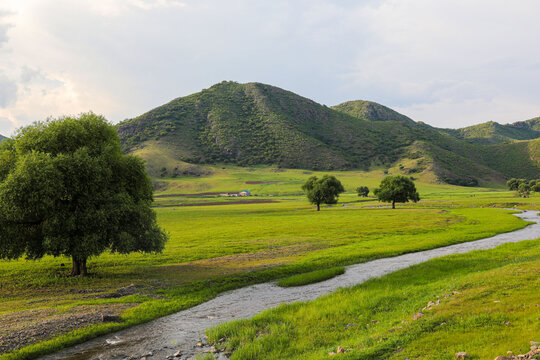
[[40, 209, 540, 360]]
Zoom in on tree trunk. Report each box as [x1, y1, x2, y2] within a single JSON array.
[[392, 200, 395, 209], [71, 257, 88, 276], [317, 203, 320, 211]]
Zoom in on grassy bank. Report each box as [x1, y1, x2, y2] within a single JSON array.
[[207, 239, 540, 360], [277, 267, 345, 287]]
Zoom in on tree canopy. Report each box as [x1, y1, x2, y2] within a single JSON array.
[[0, 113, 168, 276], [301, 175, 344, 211], [356, 186, 369, 197], [373, 175, 419, 209]]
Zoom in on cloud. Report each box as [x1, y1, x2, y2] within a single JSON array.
[[85, 0, 187, 16], [0, 73, 17, 107], [0, 10, 13, 48], [0, 0, 539, 131]]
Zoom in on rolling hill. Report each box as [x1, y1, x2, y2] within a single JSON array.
[[116, 81, 540, 186], [441, 118, 540, 144]]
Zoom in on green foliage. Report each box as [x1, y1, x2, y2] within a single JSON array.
[[374, 175, 419, 208], [517, 182, 531, 198], [506, 178, 520, 190], [356, 186, 369, 197], [0, 113, 168, 275], [277, 267, 345, 287], [301, 175, 345, 211]]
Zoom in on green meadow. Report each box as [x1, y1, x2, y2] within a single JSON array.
[[207, 239, 540, 360], [1, 166, 539, 360]]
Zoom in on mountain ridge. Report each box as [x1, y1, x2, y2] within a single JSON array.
[[116, 81, 540, 186]]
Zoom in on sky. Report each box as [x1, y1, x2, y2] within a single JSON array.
[[1, 0, 540, 136]]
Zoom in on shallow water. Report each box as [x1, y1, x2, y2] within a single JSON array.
[[40, 210, 540, 360]]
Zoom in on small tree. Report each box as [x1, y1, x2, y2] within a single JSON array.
[[506, 178, 519, 190], [0, 113, 168, 276], [356, 186, 369, 197], [302, 175, 344, 211], [517, 182, 531, 198], [374, 175, 419, 209], [531, 180, 540, 192]]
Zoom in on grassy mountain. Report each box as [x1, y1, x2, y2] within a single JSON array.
[[441, 118, 540, 144], [116, 81, 540, 186], [0, 134, 6, 142]]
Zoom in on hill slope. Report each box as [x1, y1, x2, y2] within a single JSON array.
[[117, 81, 540, 185], [441, 118, 540, 144]]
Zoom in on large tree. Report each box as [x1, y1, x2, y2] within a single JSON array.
[[0, 113, 168, 276], [302, 175, 345, 211], [374, 175, 420, 209]]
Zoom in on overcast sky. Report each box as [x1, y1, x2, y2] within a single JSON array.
[[1, 0, 539, 136]]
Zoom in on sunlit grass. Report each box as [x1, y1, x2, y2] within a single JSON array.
[[207, 239, 540, 360]]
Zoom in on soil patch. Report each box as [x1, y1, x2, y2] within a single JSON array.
[[244, 181, 281, 184], [0, 304, 136, 354], [154, 192, 226, 197], [154, 199, 279, 207]]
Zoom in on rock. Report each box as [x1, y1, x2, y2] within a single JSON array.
[[210, 346, 217, 353], [412, 312, 424, 320], [494, 357, 512, 360], [337, 346, 346, 353], [328, 352, 336, 356], [455, 352, 469, 359], [173, 350, 182, 357], [427, 301, 436, 308], [503, 321, 511, 326], [452, 291, 461, 295], [196, 340, 203, 347], [371, 320, 379, 324], [527, 348, 540, 357], [218, 337, 227, 343], [101, 315, 123, 323]]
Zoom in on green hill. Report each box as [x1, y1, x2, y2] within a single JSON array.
[[116, 81, 540, 186], [0, 134, 6, 142], [441, 118, 540, 144]]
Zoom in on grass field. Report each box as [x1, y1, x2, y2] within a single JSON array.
[[1, 166, 539, 360], [207, 239, 540, 360]]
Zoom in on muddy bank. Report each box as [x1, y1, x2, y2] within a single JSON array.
[[0, 304, 135, 354]]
